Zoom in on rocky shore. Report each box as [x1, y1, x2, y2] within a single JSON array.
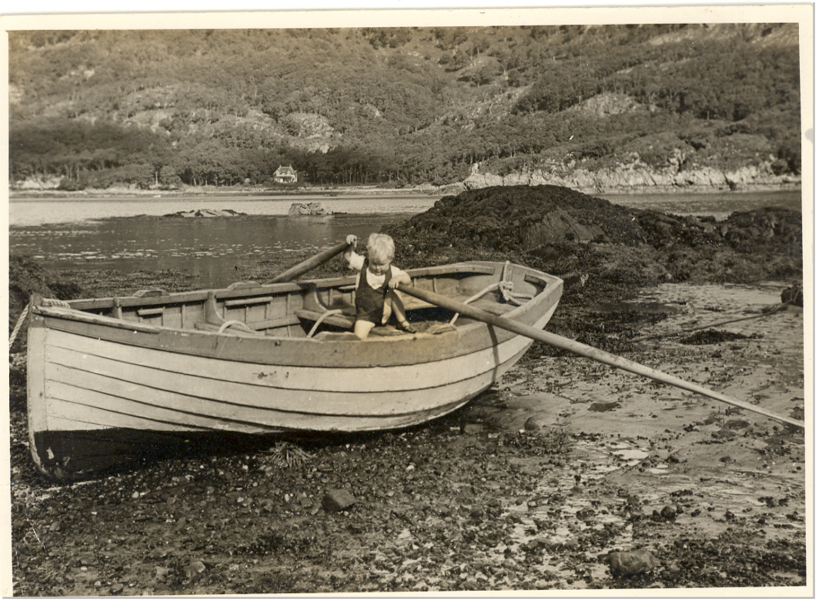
[[10, 156, 801, 199], [8, 185, 806, 594], [449, 159, 801, 196]]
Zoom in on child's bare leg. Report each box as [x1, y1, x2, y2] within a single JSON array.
[[353, 320, 376, 340], [381, 295, 393, 326], [390, 292, 416, 332], [390, 292, 408, 324]]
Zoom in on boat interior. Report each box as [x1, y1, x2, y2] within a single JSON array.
[[62, 262, 556, 340]]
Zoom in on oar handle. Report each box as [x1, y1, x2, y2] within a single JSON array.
[[399, 284, 805, 430], [268, 240, 352, 284]]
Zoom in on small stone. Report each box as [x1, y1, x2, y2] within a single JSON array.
[[526, 538, 547, 552], [576, 508, 595, 521], [524, 417, 544, 431], [110, 582, 124, 595], [191, 560, 206, 574], [660, 505, 677, 521], [322, 488, 357, 512], [608, 550, 660, 577], [560, 539, 578, 551]]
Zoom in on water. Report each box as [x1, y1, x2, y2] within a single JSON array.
[[9, 195, 440, 289], [9, 194, 441, 227], [601, 190, 801, 220], [9, 190, 801, 290]]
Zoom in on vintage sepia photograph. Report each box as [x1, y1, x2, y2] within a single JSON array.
[[5, 4, 812, 596]]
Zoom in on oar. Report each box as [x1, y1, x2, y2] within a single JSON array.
[[268, 240, 352, 284], [398, 284, 805, 430]]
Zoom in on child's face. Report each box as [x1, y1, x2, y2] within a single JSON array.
[[368, 257, 391, 275]]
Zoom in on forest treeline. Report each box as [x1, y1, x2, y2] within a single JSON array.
[[9, 24, 801, 190]]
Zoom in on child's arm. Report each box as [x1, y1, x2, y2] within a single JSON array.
[[344, 235, 364, 271], [388, 267, 412, 289]]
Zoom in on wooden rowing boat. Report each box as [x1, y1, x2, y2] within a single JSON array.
[[26, 261, 563, 479]]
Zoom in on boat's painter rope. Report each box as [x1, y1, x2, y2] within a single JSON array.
[[498, 261, 533, 306], [9, 298, 72, 352], [449, 283, 500, 325], [41, 298, 70, 307], [9, 304, 29, 352], [448, 264, 535, 325]]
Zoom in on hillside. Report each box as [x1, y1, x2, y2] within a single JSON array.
[[9, 24, 802, 192]]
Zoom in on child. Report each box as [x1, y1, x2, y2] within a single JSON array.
[[344, 233, 416, 339]]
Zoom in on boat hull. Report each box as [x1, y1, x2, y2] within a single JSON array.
[[26, 262, 562, 479]]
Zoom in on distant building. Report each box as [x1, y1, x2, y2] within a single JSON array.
[[273, 165, 298, 184]]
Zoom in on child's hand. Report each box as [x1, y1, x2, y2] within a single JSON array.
[[387, 279, 400, 289], [345, 234, 357, 246]]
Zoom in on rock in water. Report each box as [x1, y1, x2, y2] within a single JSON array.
[[289, 202, 331, 216], [164, 209, 246, 218], [607, 550, 660, 576], [322, 488, 357, 512]]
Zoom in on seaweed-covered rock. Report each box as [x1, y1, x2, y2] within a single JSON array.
[[386, 185, 802, 289], [9, 255, 83, 338], [388, 185, 646, 255]]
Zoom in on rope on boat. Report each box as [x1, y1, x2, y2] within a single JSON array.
[[449, 263, 533, 325], [217, 319, 258, 335], [450, 283, 499, 325], [9, 304, 29, 352], [498, 261, 533, 306], [307, 309, 344, 338], [41, 298, 71, 307], [9, 298, 71, 352]]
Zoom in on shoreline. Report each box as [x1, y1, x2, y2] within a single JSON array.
[[8, 186, 438, 200], [9, 182, 802, 200]]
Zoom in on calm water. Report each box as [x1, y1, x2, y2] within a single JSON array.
[[603, 190, 803, 220], [9, 190, 802, 290], [8, 194, 441, 227]]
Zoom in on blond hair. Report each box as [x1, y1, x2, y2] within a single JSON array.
[[367, 233, 395, 263]]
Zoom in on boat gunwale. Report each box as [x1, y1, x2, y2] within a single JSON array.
[[28, 262, 564, 368], [64, 263, 508, 311], [31, 262, 563, 336]]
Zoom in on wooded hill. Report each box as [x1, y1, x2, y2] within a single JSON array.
[[9, 24, 801, 190]]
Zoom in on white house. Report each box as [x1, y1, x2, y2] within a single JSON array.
[[273, 165, 298, 184]]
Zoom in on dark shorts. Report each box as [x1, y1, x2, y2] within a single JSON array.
[[356, 287, 389, 325], [356, 298, 385, 325]]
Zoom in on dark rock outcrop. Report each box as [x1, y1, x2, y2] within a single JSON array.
[[164, 209, 246, 218], [289, 202, 331, 217]]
